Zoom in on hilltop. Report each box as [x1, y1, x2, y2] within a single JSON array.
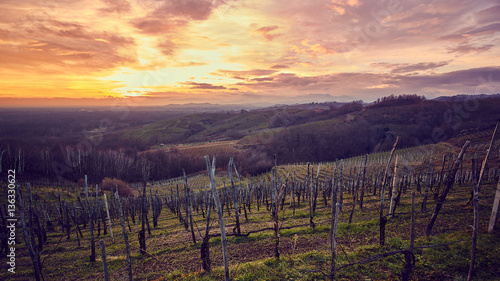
[[1, 94, 499, 183]]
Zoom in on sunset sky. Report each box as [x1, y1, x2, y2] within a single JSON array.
[[0, 0, 499, 107]]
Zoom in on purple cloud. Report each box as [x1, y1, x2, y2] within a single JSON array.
[[372, 61, 451, 74], [447, 44, 494, 55], [181, 82, 227, 90], [211, 69, 278, 79], [100, 0, 131, 13], [270, 64, 289, 69], [253, 25, 280, 41]]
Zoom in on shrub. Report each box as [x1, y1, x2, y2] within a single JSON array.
[[100, 177, 133, 197]]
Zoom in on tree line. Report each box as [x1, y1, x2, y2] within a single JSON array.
[[0, 141, 272, 184], [1, 96, 499, 185]]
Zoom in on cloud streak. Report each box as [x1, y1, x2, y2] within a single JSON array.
[[372, 61, 452, 74], [181, 81, 227, 90]]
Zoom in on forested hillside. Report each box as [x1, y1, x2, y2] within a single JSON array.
[[1, 95, 499, 184]]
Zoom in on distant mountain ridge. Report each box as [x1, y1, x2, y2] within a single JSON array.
[[432, 93, 500, 101]]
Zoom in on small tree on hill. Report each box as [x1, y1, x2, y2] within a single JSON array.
[[101, 177, 133, 197]]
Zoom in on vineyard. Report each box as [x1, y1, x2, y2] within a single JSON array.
[[2, 128, 500, 280]]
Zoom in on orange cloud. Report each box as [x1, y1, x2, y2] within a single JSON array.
[[211, 69, 278, 80], [291, 40, 336, 57], [309, 44, 335, 55], [328, 0, 361, 15], [180, 81, 227, 90], [252, 25, 281, 41]]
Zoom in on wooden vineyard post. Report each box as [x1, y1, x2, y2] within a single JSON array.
[[44, 202, 55, 232], [421, 159, 433, 213], [410, 192, 415, 251], [17, 184, 43, 281], [235, 167, 249, 221], [349, 157, 363, 224], [151, 187, 157, 228], [33, 196, 45, 251], [380, 137, 399, 246], [296, 180, 301, 208], [77, 195, 86, 229], [292, 171, 296, 215], [247, 181, 252, 216], [273, 182, 286, 260], [126, 199, 132, 233], [435, 155, 447, 200], [470, 123, 498, 197], [175, 185, 185, 227], [403, 153, 410, 194], [115, 190, 133, 281], [69, 202, 81, 248], [99, 240, 110, 281], [0, 204, 7, 254], [330, 203, 340, 281], [100, 198, 108, 236], [339, 160, 344, 211], [359, 155, 368, 210], [308, 163, 315, 228], [153, 188, 162, 229], [139, 181, 147, 255], [64, 198, 71, 240], [184, 170, 197, 244], [426, 141, 470, 236], [348, 167, 353, 197], [330, 162, 339, 281], [103, 194, 114, 243], [373, 168, 380, 196], [228, 158, 241, 235], [389, 155, 399, 218], [205, 155, 230, 281], [488, 178, 500, 232], [57, 195, 65, 237], [201, 183, 213, 271], [85, 176, 96, 263], [468, 124, 497, 280], [222, 182, 228, 216], [459, 158, 464, 185], [273, 155, 279, 216], [96, 185, 100, 236], [468, 168, 480, 281], [313, 163, 321, 213], [282, 173, 288, 211], [402, 192, 418, 280]]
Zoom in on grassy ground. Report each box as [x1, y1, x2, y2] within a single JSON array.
[[2, 174, 500, 280]]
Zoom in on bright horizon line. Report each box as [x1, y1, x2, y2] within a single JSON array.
[[0, 92, 494, 109]]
